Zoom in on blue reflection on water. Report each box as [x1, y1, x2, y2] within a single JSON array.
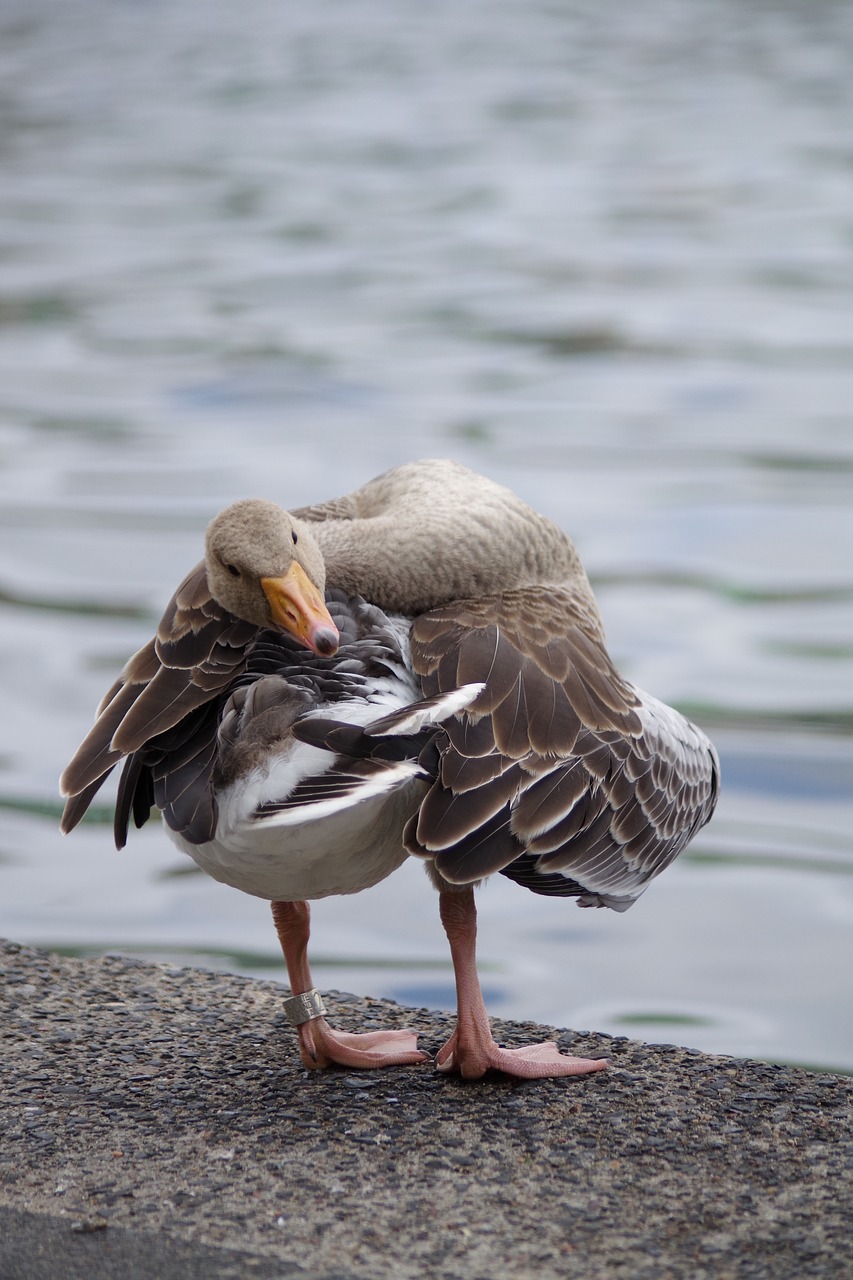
[[721, 748, 853, 803]]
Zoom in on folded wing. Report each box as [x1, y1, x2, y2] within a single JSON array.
[[59, 562, 256, 840], [406, 588, 719, 910]]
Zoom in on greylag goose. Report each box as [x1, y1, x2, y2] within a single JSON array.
[[60, 460, 719, 1079]]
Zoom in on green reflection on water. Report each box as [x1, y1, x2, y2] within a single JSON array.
[[613, 1012, 714, 1028], [0, 292, 77, 326], [675, 703, 853, 737], [0, 794, 115, 824], [0, 585, 152, 621], [683, 848, 853, 877], [50, 942, 456, 973], [33, 415, 129, 439], [746, 451, 853, 474], [591, 567, 853, 608], [761, 639, 853, 661]]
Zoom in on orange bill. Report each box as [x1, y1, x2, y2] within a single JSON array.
[[260, 563, 339, 656]]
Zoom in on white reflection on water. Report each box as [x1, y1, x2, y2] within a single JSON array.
[[1, 0, 852, 1071]]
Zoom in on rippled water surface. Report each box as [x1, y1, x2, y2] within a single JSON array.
[[1, 0, 852, 1071]]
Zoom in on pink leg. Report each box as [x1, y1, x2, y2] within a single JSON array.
[[436, 887, 608, 1080], [271, 900, 427, 1071]]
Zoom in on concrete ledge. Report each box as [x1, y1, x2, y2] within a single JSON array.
[[1, 939, 850, 1279]]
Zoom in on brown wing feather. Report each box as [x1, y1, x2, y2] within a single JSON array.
[[60, 677, 155, 801], [60, 561, 256, 835], [409, 587, 718, 906]]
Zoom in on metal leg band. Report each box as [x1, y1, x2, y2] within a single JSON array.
[[283, 988, 327, 1027]]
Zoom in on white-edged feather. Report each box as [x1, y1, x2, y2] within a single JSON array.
[[246, 759, 424, 829], [367, 682, 485, 737]]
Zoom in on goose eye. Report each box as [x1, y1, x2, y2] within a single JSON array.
[[225, 563, 241, 578], [291, 530, 298, 545]]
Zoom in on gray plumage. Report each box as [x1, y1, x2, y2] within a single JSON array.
[[61, 458, 719, 916]]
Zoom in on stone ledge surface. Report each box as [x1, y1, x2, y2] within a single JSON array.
[[1, 939, 850, 1280]]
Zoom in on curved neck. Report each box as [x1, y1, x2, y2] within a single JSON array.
[[297, 462, 594, 617]]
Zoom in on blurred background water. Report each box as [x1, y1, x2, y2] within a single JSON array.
[[1, 0, 851, 1073]]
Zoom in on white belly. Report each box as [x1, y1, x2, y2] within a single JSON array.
[[169, 777, 426, 902]]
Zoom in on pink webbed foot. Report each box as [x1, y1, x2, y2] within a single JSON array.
[[435, 887, 607, 1081], [435, 1028, 608, 1080], [271, 902, 428, 1071], [296, 1016, 428, 1071]]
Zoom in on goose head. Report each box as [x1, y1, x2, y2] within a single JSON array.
[[205, 499, 339, 656]]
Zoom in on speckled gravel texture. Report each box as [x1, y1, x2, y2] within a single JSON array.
[[2, 939, 851, 1280]]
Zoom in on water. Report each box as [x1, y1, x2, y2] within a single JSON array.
[[1, 0, 851, 1073]]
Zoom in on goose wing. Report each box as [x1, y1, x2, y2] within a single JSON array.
[[60, 561, 257, 835], [407, 587, 719, 910]]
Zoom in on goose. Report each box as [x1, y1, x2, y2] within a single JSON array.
[[60, 459, 719, 1080]]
